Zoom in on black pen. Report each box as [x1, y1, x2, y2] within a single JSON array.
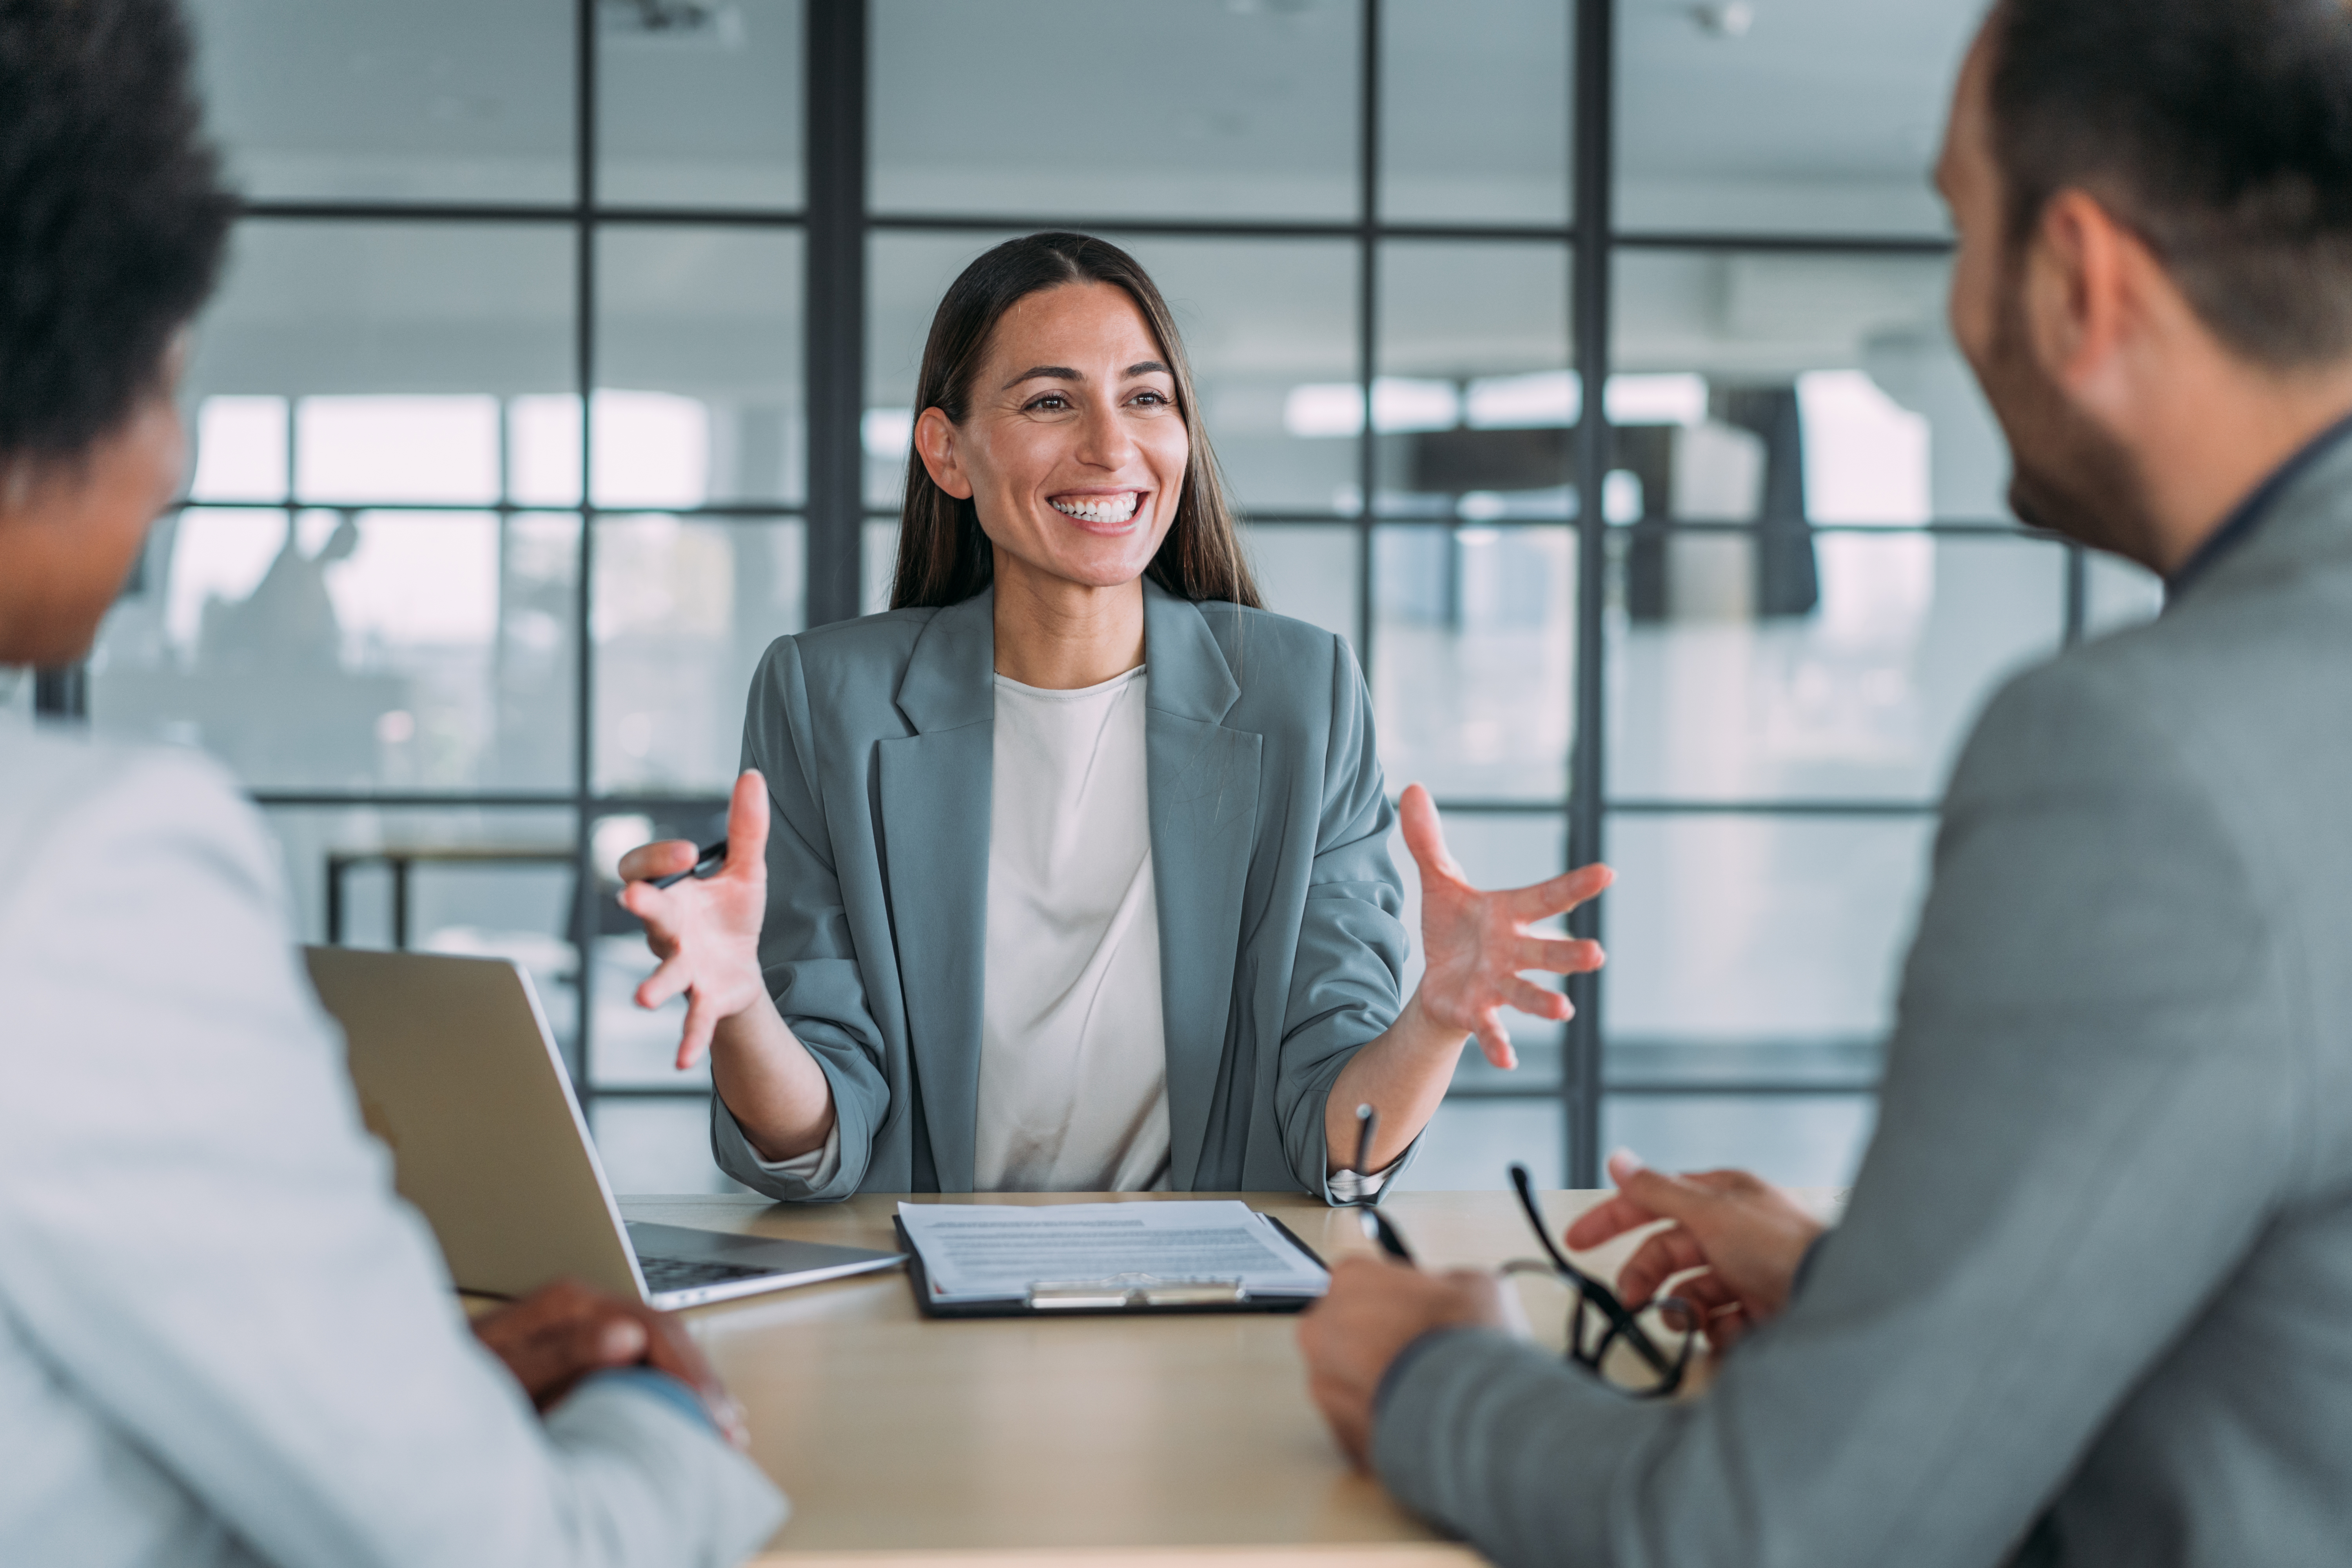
[[649, 838, 728, 889], [1352, 1104, 1417, 1264]]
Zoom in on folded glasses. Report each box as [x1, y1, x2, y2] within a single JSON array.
[[1503, 1161, 1695, 1397]]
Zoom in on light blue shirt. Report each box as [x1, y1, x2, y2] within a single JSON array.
[[0, 719, 786, 1568]]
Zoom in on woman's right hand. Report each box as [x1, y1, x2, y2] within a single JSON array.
[[617, 769, 772, 1071]]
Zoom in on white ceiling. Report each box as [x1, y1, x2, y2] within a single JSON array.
[[187, 0, 1979, 230]]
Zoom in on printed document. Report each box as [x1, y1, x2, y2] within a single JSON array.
[[896, 1200, 1329, 1304]]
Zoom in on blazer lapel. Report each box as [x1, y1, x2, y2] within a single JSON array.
[[876, 590, 995, 1193], [1142, 584, 1261, 1191]]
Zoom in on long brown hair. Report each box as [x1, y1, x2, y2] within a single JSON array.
[[888, 232, 1262, 611]]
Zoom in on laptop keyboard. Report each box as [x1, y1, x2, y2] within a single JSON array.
[[639, 1254, 772, 1292]]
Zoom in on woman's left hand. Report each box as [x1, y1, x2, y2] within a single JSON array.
[[1401, 782, 1611, 1069]]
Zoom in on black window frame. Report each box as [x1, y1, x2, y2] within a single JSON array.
[[34, 0, 2097, 1187]]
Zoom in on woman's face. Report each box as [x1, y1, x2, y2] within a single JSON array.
[[915, 280, 1190, 595]]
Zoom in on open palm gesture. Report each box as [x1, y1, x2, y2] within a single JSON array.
[[1400, 782, 1610, 1069], [615, 769, 772, 1071]]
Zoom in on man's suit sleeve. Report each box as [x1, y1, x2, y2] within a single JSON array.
[[0, 749, 786, 1568], [1372, 657, 2300, 1567], [714, 635, 889, 1201]]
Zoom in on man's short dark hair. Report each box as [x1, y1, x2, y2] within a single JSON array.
[[1989, 0, 2352, 367], [0, 0, 233, 465]]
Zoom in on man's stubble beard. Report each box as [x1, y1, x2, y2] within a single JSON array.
[[1975, 275, 2161, 564]]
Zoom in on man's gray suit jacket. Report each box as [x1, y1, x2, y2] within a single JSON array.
[[710, 579, 1413, 1202], [1375, 436, 2352, 1568]]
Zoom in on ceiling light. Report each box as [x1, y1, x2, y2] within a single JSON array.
[[1690, 3, 1755, 39]]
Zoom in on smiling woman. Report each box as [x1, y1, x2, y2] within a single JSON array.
[[616, 232, 1613, 1204], [892, 233, 1256, 625]]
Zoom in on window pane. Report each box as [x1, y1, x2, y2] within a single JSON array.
[[1382, 0, 1570, 225], [598, 0, 804, 209], [1602, 1094, 1876, 1187], [1372, 524, 1574, 801], [92, 509, 579, 791], [188, 221, 575, 426], [1391, 1100, 1563, 1192], [871, 0, 1360, 221], [1615, 1, 1977, 238], [1377, 242, 1574, 519], [597, 227, 805, 506], [1607, 249, 2058, 802], [1244, 524, 1359, 650], [189, 0, 573, 203], [866, 230, 1020, 508], [1612, 253, 1999, 526], [589, 1098, 748, 1196], [1602, 814, 1933, 1044], [1609, 534, 2065, 802], [1115, 235, 1361, 515], [297, 395, 503, 505], [265, 803, 578, 1042], [594, 517, 806, 794]]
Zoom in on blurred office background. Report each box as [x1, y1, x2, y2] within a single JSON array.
[[49, 0, 2162, 1194]]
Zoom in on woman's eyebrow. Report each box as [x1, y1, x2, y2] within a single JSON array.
[[999, 360, 1172, 389], [1002, 365, 1080, 388]]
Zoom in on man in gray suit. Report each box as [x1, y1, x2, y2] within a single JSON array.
[[0, 3, 782, 1563], [1299, 2, 2352, 1564]]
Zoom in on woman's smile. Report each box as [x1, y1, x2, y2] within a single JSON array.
[[1047, 488, 1146, 529]]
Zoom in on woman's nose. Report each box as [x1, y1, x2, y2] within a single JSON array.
[[1072, 398, 1136, 468]]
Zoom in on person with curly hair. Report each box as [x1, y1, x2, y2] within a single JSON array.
[[0, 3, 784, 1562]]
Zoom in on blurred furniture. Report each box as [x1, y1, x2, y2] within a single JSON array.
[[325, 846, 575, 948]]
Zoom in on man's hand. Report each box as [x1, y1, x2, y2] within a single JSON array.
[[471, 1278, 751, 1448], [1298, 1258, 1517, 1468], [1563, 1150, 1827, 1351]]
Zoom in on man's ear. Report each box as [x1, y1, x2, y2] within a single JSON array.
[[914, 407, 974, 500], [2025, 189, 2149, 406]]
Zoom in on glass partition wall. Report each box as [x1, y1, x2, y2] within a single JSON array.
[[54, 0, 2159, 1194]]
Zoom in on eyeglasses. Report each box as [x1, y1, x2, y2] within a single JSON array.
[[1504, 1162, 1695, 1398]]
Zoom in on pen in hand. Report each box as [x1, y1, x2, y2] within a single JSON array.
[[648, 839, 728, 889], [1352, 1104, 1417, 1265]]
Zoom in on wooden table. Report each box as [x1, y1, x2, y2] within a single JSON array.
[[618, 1188, 1659, 1568]]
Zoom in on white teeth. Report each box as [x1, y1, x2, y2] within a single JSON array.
[[1050, 492, 1141, 524]]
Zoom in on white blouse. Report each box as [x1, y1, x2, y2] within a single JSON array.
[[972, 666, 1170, 1192]]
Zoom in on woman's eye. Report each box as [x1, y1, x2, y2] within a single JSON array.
[[1027, 394, 1071, 412], [1130, 390, 1170, 408]]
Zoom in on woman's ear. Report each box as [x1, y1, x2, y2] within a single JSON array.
[[914, 407, 974, 500]]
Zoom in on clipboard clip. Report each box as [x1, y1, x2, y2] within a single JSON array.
[[1026, 1273, 1248, 1310]]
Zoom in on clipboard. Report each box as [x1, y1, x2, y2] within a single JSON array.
[[895, 1211, 1329, 1319]]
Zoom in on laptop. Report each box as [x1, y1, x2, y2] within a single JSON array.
[[304, 946, 902, 1310]]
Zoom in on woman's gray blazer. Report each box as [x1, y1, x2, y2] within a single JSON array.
[[709, 579, 1411, 1201]]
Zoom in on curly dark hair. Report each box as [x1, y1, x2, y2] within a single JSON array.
[[0, 0, 234, 465]]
